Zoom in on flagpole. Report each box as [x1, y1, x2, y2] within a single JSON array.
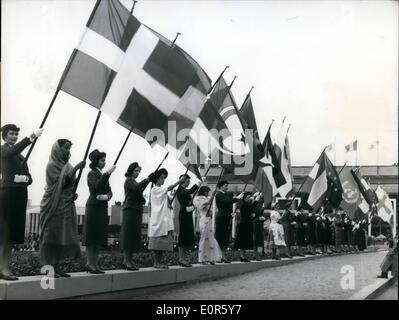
[[334, 136, 336, 166], [239, 86, 254, 110], [130, 0, 138, 14], [170, 32, 181, 48], [73, 110, 102, 193], [355, 138, 358, 166], [113, 129, 132, 165], [22, 89, 61, 165], [205, 167, 225, 217], [209, 66, 229, 94], [338, 161, 348, 175], [286, 124, 291, 137], [187, 163, 214, 206], [169, 165, 191, 205]]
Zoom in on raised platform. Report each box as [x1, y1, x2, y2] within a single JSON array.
[[0, 250, 382, 300]]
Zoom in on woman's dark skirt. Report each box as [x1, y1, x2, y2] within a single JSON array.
[[215, 215, 231, 247], [253, 221, 264, 247], [335, 227, 343, 245], [82, 205, 108, 247], [178, 210, 195, 247], [120, 207, 143, 252], [235, 220, 253, 249], [296, 226, 306, 246], [0, 188, 28, 244]]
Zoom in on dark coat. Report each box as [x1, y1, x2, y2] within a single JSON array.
[[215, 191, 238, 216], [235, 200, 257, 249], [123, 177, 150, 210], [86, 169, 112, 207], [281, 210, 297, 247], [0, 138, 32, 188], [177, 184, 199, 247], [215, 191, 238, 247]]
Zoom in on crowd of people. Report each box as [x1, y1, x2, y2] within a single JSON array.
[[0, 123, 393, 281]]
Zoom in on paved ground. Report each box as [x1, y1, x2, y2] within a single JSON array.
[[135, 251, 388, 300], [375, 280, 398, 300]]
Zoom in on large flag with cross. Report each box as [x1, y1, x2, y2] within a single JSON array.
[[58, 0, 212, 156]]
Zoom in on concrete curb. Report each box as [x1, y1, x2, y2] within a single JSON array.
[[0, 249, 382, 300], [349, 277, 397, 300]]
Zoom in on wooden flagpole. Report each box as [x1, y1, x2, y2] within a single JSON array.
[[73, 110, 102, 193], [169, 165, 190, 205], [22, 89, 61, 165], [205, 167, 225, 217], [130, 0, 138, 14], [171, 32, 181, 48], [113, 129, 132, 165]]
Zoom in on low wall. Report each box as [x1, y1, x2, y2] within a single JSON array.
[[0, 249, 382, 300]]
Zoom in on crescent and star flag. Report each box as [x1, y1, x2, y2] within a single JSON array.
[[301, 150, 343, 211], [350, 167, 378, 207], [375, 185, 394, 223], [339, 167, 369, 220]]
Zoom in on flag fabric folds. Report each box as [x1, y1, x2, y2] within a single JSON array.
[[375, 185, 394, 223], [58, 0, 211, 152], [350, 168, 378, 207], [301, 151, 343, 211], [273, 125, 293, 198], [339, 167, 369, 220], [345, 140, 358, 152]]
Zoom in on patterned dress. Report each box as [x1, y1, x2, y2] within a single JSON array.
[[193, 195, 222, 263]]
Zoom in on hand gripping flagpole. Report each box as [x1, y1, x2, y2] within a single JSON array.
[[169, 165, 191, 205], [187, 163, 214, 207], [205, 167, 225, 217]]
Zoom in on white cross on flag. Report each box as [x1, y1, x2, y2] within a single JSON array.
[[375, 185, 394, 223], [58, 0, 211, 151]]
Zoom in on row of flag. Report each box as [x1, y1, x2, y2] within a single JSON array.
[[327, 140, 380, 152], [51, 0, 393, 224]]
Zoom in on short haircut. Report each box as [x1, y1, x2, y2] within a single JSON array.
[[217, 180, 228, 189]]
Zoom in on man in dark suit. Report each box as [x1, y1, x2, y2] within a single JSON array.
[[215, 180, 243, 263]]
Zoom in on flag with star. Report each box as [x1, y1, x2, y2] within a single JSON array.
[[301, 150, 343, 210]]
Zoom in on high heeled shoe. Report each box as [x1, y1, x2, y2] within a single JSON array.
[[178, 261, 192, 267], [85, 266, 103, 274], [0, 272, 18, 281], [122, 263, 139, 271]]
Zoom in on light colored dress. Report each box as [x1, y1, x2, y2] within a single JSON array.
[[148, 185, 174, 251], [193, 195, 222, 263]]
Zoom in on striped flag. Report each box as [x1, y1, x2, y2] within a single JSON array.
[[58, 0, 211, 151], [350, 168, 378, 207], [375, 185, 393, 223], [273, 125, 293, 197], [302, 151, 343, 211], [339, 167, 369, 220], [345, 140, 358, 152]]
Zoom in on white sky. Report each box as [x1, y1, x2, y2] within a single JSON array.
[[1, 0, 398, 206]]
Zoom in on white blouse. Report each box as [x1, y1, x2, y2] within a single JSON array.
[[148, 185, 174, 237]]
